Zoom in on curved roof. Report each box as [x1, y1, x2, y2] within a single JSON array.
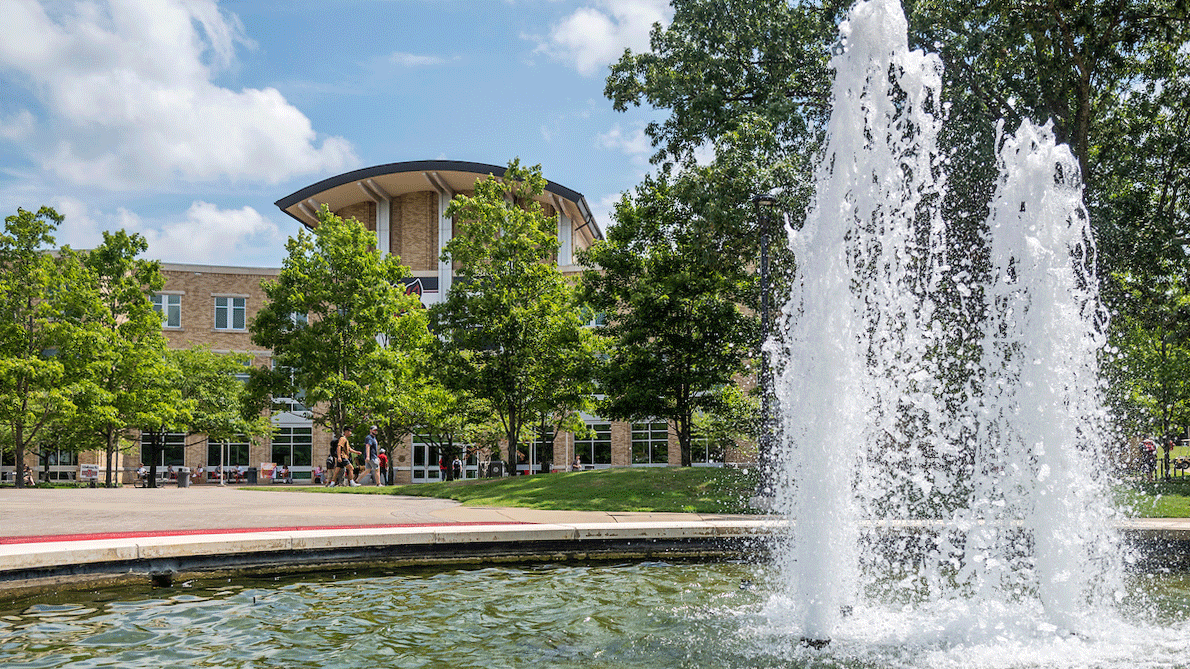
[[274, 159, 601, 240]]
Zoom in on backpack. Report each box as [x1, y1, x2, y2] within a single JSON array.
[[326, 435, 339, 468]]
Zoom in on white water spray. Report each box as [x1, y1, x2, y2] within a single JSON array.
[[769, 0, 1124, 646]]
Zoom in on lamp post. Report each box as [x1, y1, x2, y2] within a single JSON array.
[[752, 192, 778, 500]]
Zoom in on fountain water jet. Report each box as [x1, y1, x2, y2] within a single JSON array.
[[768, 0, 1123, 647]]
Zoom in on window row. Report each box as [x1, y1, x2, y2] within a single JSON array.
[[138, 428, 313, 469], [150, 294, 246, 331], [128, 421, 724, 479]]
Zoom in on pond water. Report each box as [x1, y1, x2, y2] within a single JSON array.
[[3, 561, 1189, 669]]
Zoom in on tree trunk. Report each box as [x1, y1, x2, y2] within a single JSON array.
[[14, 425, 25, 489], [148, 431, 160, 489], [104, 429, 117, 487]]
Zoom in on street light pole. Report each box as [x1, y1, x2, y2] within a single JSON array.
[[752, 193, 778, 500]]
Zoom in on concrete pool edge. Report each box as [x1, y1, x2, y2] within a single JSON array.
[[4, 518, 1190, 598], [0, 520, 782, 597]]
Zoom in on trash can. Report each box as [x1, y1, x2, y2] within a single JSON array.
[[177, 467, 190, 488], [246, 467, 258, 484]]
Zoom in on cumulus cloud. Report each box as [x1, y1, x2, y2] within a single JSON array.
[[539, 0, 671, 76], [0, 0, 357, 190], [53, 197, 286, 265], [145, 201, 285, 264]]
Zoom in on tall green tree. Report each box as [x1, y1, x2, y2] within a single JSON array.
[[64, 230, 175, 486], [610, 0, 1190, 440], [580, 171, 757, 466], [356, 308, 434, 478], [250, 206, 423, 436], [1104, 275, 1190, 439], [904, 0, 1190, 434], [132, 353, 188, 488], [430, 160, 598, 472], [0, 207, 82, 489], [168, 346, 272, 485]]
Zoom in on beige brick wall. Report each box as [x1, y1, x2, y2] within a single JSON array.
[[337, 201, 376, 232], [157, 264, 277, 363], [392, 191, 438, 271], [610, 422, 632, 467]]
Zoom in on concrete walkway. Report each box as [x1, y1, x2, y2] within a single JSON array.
[[0, 485, 743, 538]]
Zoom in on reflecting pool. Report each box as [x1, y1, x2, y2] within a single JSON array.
[[3, 561, 1190, 669]]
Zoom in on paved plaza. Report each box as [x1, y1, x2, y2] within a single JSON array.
[[0, 485, 727, 540]]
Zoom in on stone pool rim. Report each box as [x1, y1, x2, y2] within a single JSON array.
[[4, 517, 1190, 597]]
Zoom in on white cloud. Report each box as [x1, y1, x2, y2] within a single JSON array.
[[52, 196, 107, 251], [387, 51, 451, 67], [539, 0, 671, 76], [597, 122, 651, 157], [52, 197, 285, 265], [0, 110, 36, 142], [0, 0, 357, 191], [146, 201, 284, 264]]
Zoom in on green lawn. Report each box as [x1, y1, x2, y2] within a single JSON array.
[[279, 466, 762, 514], [251, 468, 1190, 519], [1116, 480, 1190, 518]]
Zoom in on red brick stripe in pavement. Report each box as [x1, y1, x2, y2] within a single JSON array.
[[0, 522, 526, 546]]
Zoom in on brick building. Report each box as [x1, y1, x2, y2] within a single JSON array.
[[6, 161, 734, 485]]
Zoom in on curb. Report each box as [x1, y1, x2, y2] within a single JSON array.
[[0, 520, 779, 596]]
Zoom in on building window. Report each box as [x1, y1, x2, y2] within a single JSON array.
[[574, 423, 612, 467], [141, 432, 186, 467], [214, 296, 246, 330], [207, 436, 250, 468], [43, 448, 78, 480], [631, 422, 669, 465], [412, 435, 438, 481], [152, 294, 181, 328], [691, 432, 724, 466], [271, 427, 312, 469], [523, 430, 555, 473]]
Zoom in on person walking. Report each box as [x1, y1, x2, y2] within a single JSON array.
[[1142, 438, 1158, 481], [333, 427, 360, 487], [377, 448, 389, 486], [356, 426, 381, 486]]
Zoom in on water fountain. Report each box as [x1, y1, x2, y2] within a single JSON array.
[[768, 0, 1136, 654], [3, 2, 1189, 667]]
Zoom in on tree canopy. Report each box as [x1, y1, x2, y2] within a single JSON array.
[[607, 0, 1190, 440], [581, 171, 757, 466], [250, 206, 424, 436], [65, 230, 173, 486], [430, 160, 600, 471], [0, 207, 77, 488]]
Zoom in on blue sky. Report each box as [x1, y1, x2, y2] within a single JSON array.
[[0, 0, 672, 266]]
